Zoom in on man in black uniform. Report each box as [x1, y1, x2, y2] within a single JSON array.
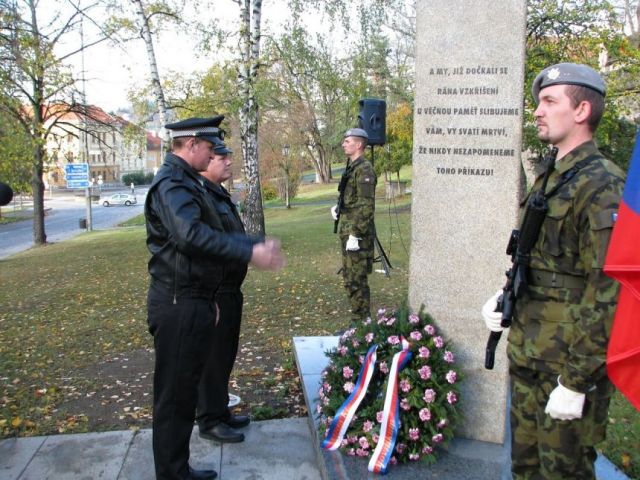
[[197, 140, 250, 443], [145, 117, 284, 480]]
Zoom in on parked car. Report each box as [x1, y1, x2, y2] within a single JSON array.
[[102, 193, 137, 207]]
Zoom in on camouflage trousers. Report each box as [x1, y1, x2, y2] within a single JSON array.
[[509, 365, 612, 480], [341, 246, 373, 323]]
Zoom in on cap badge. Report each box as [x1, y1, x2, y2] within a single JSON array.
[[547, 68, 560, 80]]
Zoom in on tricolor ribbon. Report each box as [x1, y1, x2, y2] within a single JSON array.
[[321, 344, 378, 450], [368, 337, 413, 474]]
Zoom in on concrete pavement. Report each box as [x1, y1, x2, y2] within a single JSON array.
[[0, 418, 321, 480]]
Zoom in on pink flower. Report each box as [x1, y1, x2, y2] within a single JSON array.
[[423, 388, 436, 403], [377, 308, 386, 316], [343, 382, 354, 393], [422, 445, 434, 455], [322, 396, 329, 405], [434, 336, 444, 348], [372, 433, 379, 443], [390, 457, 398, 465], [358, 355, 364, 364], [446, 370, 457, 384], [386, 316, 396, 326], [352, 339, 360, 348], [347, 448, 356, 456], [363, 420, 374, 433], [347, 435, 358, 444], [316, 404, 322, 414], [410, 330, 423, 341], [447, 391, 458, 404], [399, 379, 411, 393], [437, 419, 448, 429], [359, 436, 370, 449], [379, 361, 389, 374], [419, 407, 432, 421], [341, 439, 349, 447], [323, 382, 331, 392], [443, 350, 455, 363], [418, 365, 432, 380], [343, 366, 354, 379], [387, 335, 400, 345], [338, 346, 348, 356], [395, 442, 406, 454], [376, 411, 384, 423], [408, 313, 420, 324], [365, 332, 374, 343], [409, 427, 420, 441], [432, 433, 444, 443], [356, 448, 368, 457], [363, 317, 372, 325], [418, 346, 431, 359], [400, 398, 411, 411], [409, 453, 420, 461], [424, 324, 436, 335]]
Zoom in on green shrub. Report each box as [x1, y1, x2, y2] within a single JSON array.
[[262, 182, 278, 201], [122, 171, 154, 186]]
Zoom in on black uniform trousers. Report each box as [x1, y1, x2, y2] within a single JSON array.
[[197, 287, 244, 428], [147, 284, 217, 480]]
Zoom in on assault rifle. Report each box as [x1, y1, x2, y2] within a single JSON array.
[[485, 147, 558, 370]]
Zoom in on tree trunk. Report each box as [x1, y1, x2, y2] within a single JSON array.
[[132, 0, 170, 150], [238, 0, 265, 236], [32, 143, 46, 244]]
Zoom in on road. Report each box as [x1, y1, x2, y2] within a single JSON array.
[[0, 189, 147, 260]]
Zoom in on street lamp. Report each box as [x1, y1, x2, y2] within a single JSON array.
[[282, 144, 291, 209]]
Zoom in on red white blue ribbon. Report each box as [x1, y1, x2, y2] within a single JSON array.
[[322, 344, 378, 450], [368, 338, 413, 474]]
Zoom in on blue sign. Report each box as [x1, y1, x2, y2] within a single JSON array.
[[65, 163, 90, 189]]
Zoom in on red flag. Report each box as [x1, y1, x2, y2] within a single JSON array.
[[604, 131, 640, 411]]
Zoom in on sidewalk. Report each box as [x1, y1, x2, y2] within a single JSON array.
[[0, 418, 320, 480]]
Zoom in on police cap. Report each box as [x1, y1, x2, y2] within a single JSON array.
[[165, 115, 225, 143], [532, 63, 606, 104], [343, 128, 369, 140], [213, 141, 233, 156]]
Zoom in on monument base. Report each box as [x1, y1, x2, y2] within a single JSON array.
[[293, 336, 627, 480], [293, 336, 511, 479]]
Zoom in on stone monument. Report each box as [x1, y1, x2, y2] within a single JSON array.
[[409, 0, 527, 444]]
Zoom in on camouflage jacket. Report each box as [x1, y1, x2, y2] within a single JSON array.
[[337, 156, 377, 251], [508, 141, 626, 392]]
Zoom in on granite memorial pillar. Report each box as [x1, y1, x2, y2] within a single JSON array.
[[409, 0, 527, 444]]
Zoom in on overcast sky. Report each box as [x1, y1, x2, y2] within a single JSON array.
[[53, 0, 294, 112]]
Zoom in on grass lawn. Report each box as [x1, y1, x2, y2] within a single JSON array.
[[0, 183, 638, 477]]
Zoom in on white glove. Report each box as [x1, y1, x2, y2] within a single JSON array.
[[345, 235, 360, 251], [481, 289, 504, 332], [545, 377, 585, 420], [331, 205, 338, 221]]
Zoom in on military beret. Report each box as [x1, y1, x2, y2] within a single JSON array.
[[343, 128, 369, 139], [165, 115, 225, 143], [532, 63, 605, 104]]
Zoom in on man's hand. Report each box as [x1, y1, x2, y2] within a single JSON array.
[[345, 235, 360, 251], [481, 289, 504, 332], [331, 205, 339, 221], [250, 239, 285, 271], [545, 377, 585, 420]]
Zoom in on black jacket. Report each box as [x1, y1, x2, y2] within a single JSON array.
[[145, 153, 256, 300], [202, 179, 249, 290]]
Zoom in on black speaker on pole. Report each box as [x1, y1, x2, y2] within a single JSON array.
[[357, 98, 386, 146]]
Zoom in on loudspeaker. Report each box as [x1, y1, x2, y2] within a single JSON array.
[[357, 98, 386, 146]]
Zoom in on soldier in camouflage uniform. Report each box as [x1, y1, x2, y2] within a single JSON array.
[[332, 128, 377, 323], [482, 64, 625, 479]]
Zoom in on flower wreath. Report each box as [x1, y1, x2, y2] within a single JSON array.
[[317, 306, 462, 473]]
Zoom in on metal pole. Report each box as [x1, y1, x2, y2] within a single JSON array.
[[85, 186, 93, 231]]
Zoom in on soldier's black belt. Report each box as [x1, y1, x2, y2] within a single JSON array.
[[528, 269, 585, 289]]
